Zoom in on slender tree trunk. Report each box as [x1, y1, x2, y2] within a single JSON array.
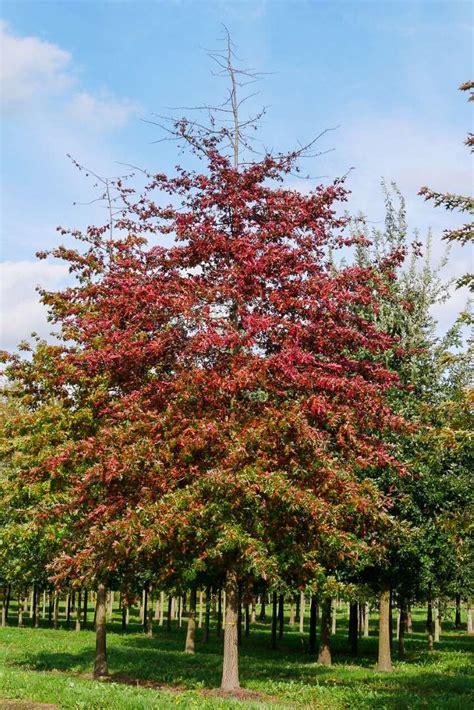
[[349, 602, 358, 655], [455, 593, 462, 628], [237, 594, 242, 647], [251, 599, 256, 624], [146, 588, 153, 638], [434, 599, 441, 643], [185, 587, 197, 654], [271, 592, 278, 649], [159, 591, 165, 626], [398, 599, 407, 659], [33, 584, 39, 628], [93, 584, 109, 679], [1, 587, 6, 628], [66, 592, 71, 628], [389, 590, 393, 651], [358, 602, 364, 636], [467, 600, 473, 634], [53, 592, 59, 629], [18, 593, 23, 627], [217, 588, 223, 637], [83, 590, 88, 627], [317, 598, 332, 665], [75, 591, 81, 632], [309, 595, 318, 654], [121, 600, 127, 632], [198, 590, 203, 629], [203, 586, 211, 643], [407, 604, 413, 633], [427, 596, 434, 651], [299, 592, 305, 633], [331, 598, 337, 635], [178, 595, 183, 627], [41, 589, 46, 620], [221, 569, 240, 692], [245, 603, 250, 637], [278, 594, 284, 639], [376, 586, 393, 672], [167, 595, 172, 631], [143, 586, 148, 633], [364, 602, 369, 637]]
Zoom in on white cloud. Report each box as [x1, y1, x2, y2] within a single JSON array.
[[0, 21, 139, 130], [0, 20, 73, 109], [0, 260, 70, 350], [67, 91, 139, 132]]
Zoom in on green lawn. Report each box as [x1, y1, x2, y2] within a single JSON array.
[[0, 605, 472, 709]]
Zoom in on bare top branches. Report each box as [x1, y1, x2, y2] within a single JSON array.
[[143, 26, 336, 173]]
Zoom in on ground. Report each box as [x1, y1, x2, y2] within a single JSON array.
[[0, 604, 472, 709]]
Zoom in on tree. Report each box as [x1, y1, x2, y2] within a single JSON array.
[[3, 37, 409, 690], [419, 81, 474, 292]]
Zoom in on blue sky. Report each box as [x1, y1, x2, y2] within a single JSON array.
[[1, 0, 472, 348]]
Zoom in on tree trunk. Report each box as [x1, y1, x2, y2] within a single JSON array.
[[467, 600, 473, 634], [331, 598, 337, 635], [259, 592, 267, 621], [66, 592, 71, 628], [1, 587, 7, 628], [317, 598, 332, 665], [271, 592, 278, 649], [217, 588, 223, 637], [75, 591, 81, 632], [245, 603, 250, 637], [203, 586, 211, 643], [121, 600, 127, 632], [142, 586, 148, 633], [434, 599, 441, 643], [146, 585, 153, 637], [33, 584, 39, 628], [364, 602, 369, 637], [221, 569, 240, 692], [185, 587, 197, 654], [278, 594, 284, 639], [299, 592, 305, 633], [83, 590, 88, 627], [159, 591, 165, 626], [93, 584, 109, 679], [389, 590, 393, 651], [198, 590, 203, 629], [427, 597, 434, 651], [407, 604, 413, 633], [167, 595, 172, 631], [251, 599, 256, 624], [455, 593, 462, 628], [53, 592, 59, 629], [18, 593, 23, 627], [376, 586, 393, 672], [398, 599, 407, 659], [349, 602, 358, 655], [309, 595, 318, 654]]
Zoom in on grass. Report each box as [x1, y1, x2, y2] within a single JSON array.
[[0, 603, 473, 709]]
